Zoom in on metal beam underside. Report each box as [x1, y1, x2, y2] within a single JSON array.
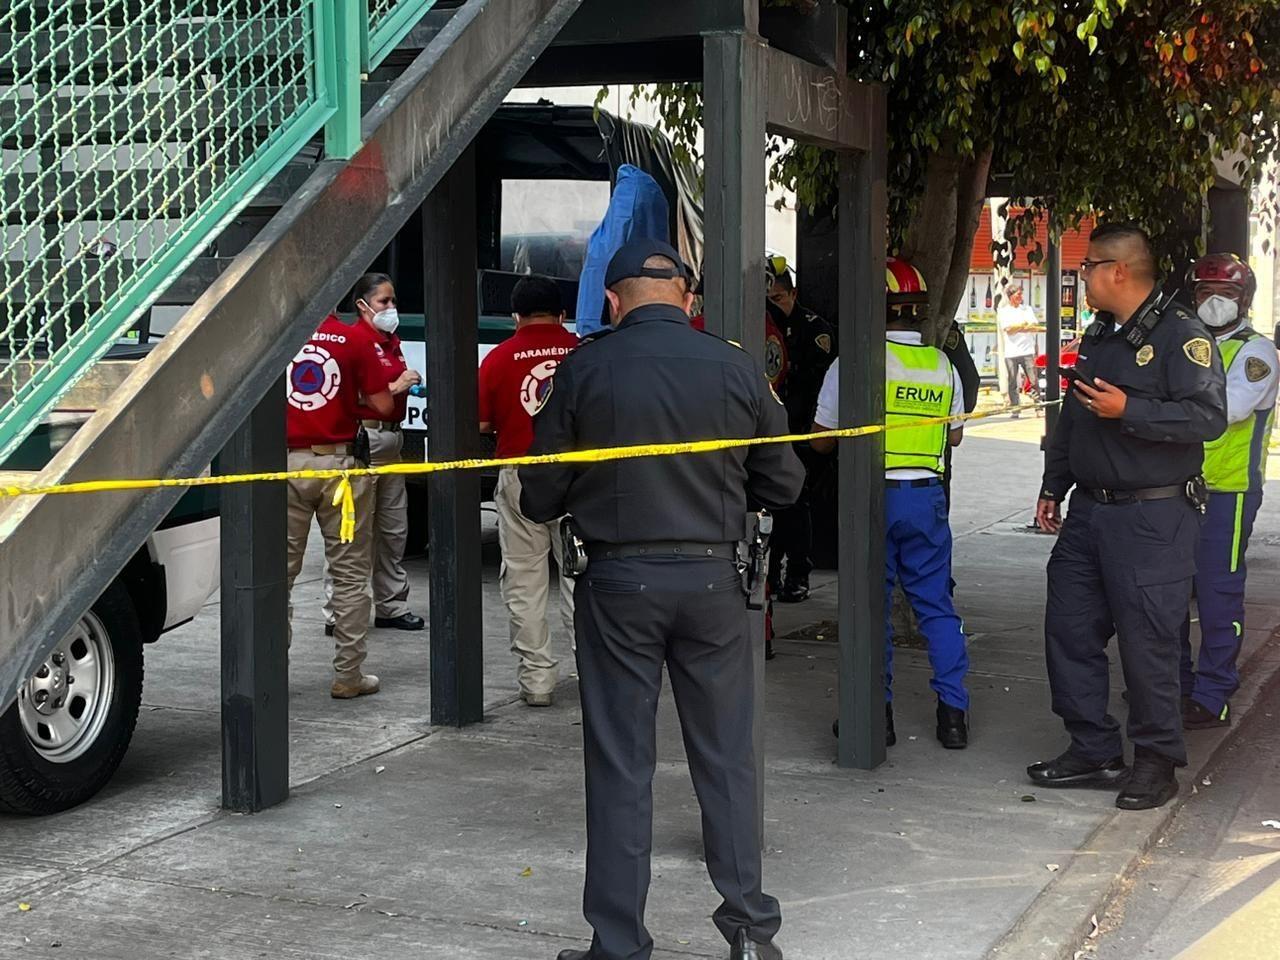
[[0, 0, 586, 710]]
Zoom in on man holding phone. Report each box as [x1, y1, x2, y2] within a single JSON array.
[[1027, 224, 1226, 811]]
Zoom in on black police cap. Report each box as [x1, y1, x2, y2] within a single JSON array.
[[604, 237, 692, 289]]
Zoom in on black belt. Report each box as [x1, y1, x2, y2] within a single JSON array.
[[586, 541, 738, 562], [1082, 484, 1184, 505], [886, 477, 941, 488]]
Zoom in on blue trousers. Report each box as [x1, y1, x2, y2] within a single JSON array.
[[1179, 490, 1263, 715], [885, 481, 969, 710]]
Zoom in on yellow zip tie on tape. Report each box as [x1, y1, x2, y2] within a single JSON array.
[[0, 400, 1060, 500], [332, 473, 356, 544]]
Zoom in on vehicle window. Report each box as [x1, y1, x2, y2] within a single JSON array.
[[500, 179, 610, 280]]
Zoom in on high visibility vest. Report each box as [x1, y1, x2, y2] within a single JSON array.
[[1204, 330, 1275, 493], [885, 340, 954, 473]]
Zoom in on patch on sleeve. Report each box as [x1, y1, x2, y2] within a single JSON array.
[[944, 328, 961, 351], [1246, 356, 1272, 383], [815, 333, 832, 354], [1135, 344, 1154, 367], [1182, 337, 1212, 368]]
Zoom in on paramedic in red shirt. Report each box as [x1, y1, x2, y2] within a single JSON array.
[[478, 275, 580, 706], [321, 274, 425, 637], [286, 308, 396, 699]]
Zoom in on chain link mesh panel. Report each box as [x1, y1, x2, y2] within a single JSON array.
[[0, 1, 436, 463], [0, 0, 334, 461]]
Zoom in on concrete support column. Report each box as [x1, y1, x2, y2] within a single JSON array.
[[219, 378, 289, 812], [703, 30, 768, 351], [836, 91, 888, 770], [423, 146, 484, 727]]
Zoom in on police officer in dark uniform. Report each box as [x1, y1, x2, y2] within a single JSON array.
[[765, 256, 837, 602], [1028, 224, 1227, 811], [521, 238, 804, 960]]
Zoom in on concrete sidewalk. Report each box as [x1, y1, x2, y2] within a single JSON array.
[[3, 418, 1280, 960]]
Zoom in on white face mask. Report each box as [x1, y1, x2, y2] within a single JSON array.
[[361, 300, 399, 335], [1196, 294, 1239, 330]]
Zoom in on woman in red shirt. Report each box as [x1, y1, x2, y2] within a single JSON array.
[[321, 274, 425, 637]]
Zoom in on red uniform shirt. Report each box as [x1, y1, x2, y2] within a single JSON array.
[[286, 315, 389, 448], [349, 322, 409, 422], [478, 323, 579, 458]]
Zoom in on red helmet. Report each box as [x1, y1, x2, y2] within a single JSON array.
[[1189, 253, 1256, 310], [886, 257, 929, 315]]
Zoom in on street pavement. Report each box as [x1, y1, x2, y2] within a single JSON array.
[[3, 409, 1280, 960], [1087, 663, 1280, 960]]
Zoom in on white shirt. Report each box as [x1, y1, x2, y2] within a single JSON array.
[[813, 331, 966, 480], [1217, 326, 1280, 425], [997, 302, 1038, 359]]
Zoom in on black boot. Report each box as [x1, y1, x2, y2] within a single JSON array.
[[1116, 748, 1179, 810], [556, 951, 590, 960], [936, 700, 968, 749], [776, 579, 809, 603], [729, 928, 782, 960], [832, 704, 896, 747], [1183, 698, 1230, 729], [1027, 750, 1127, 787]]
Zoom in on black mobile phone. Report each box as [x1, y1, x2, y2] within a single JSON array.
[[1062, 367, 1088, 388]]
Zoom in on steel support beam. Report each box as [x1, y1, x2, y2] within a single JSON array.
[[424, 146, 483, 728], [703, 31, 767, 349], [218, 379, 289, 812], [761, 46, 868, 152], [1044, 233, 1062, 444], [836, 87, 888, 770], [557, 0, 755, 46], [0, 0, 585, 711]]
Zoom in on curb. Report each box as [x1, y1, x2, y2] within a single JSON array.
[[985, 627, 1280, 960]]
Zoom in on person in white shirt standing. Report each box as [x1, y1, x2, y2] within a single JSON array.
[[997, 284, 1040, 415], [811, 257, 970, 750]]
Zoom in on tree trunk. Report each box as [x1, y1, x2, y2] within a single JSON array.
[[898, 143, 994, 345]]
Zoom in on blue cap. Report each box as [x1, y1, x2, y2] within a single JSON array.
[[604, 237, 692, 289]]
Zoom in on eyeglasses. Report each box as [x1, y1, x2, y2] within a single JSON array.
[[1079, 259, 1117, 274]]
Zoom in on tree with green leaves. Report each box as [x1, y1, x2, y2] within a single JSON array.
[[637, 0, 1280, 340]]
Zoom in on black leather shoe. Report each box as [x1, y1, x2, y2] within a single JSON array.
[[831, 704, 896, 747], [324, 623, 335, 637], [374, 612, 425, 631], [556, 951, 590, 960], [1116, 749, 1179, 810], [1027, 749, 1127, 787], [729, 928, 782, 960], [1183, 698, 1230, 729], [936, 700, 968, 749], [776, 580, 809, 604]]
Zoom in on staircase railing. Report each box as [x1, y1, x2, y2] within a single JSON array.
[[0, 0, 436, 463]]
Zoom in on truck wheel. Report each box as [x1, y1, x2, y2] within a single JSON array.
[[0, 580, 145, 815]]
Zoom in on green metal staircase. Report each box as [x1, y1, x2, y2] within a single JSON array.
[[0, 0, 584, 706]]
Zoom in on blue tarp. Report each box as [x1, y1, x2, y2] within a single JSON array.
[[574, 164, 671, 338]]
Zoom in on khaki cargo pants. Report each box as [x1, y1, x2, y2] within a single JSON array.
[[286, 449, 375, 682], [321, 427, 411, 622], [495, 467, 575, 696]]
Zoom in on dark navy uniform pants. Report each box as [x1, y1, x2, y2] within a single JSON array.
[[1179, 490, 1263, 715], [768, 444, 815, 587], [1045, 492, 1200, 765], [574, 556, 780, 960]]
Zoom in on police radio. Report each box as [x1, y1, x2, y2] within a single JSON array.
[[1123, 292, 1167, 350]]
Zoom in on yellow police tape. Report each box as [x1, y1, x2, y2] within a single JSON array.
[[0, 399, 1061, 542]]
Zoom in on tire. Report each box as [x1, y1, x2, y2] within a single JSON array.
[[0, 580, 145, 815]]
